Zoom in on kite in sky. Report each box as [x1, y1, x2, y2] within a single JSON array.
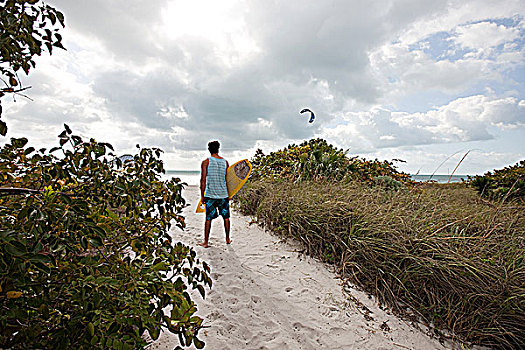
[[300, 108, 315, 123]]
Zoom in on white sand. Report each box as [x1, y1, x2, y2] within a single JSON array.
[[150, 186, 456, 350]]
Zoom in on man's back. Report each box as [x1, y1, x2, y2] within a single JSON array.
[[198, 140, 232, 248], [204, 156, 228, 199]]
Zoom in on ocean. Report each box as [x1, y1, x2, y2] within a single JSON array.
[[410, 174, 469, 183], [165, 170, 201, 186], [164, 171, 470, 185]]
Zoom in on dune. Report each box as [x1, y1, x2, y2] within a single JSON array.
[[150, 186, 458, 350]]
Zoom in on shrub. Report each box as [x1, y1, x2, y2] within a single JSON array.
[[250, 138, 411, 184], [0, 126, 211, 349], [373, 175, 406, 192], [467, 160, 525, 200]]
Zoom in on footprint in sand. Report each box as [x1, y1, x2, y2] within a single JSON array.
[[151, 187, 464, 350]]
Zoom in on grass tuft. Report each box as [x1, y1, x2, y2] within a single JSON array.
[[237, 180, 525, 349]]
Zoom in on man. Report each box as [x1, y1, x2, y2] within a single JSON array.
[[198, 141, 231, 248]]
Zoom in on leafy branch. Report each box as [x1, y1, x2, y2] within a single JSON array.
[[0, 126, 211, 349], [0, 0, 66, 135]]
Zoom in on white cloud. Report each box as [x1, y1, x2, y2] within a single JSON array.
[[453, 21, 520, 51], [320, 95, 524, 152], [368, 146, 524, 175], [393, 95, 525, 139], [398, 0, 525, 45], [370, 43, 495, 99], [1, 0, 523, 173], [157, 0, 261, 69]]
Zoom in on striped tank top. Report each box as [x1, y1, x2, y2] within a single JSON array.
[[204, 157, 228, 199]]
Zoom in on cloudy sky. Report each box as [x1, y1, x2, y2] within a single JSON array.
[[3, 0, 525, 174]]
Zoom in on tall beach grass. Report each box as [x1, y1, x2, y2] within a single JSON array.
[[237, 180, 524, 349]]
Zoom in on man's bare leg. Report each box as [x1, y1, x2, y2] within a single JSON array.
[[198, 220, 212, 248], [224, 218, 231, 244]]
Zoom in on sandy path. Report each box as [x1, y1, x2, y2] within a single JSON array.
[[150, 186, 452, 350]]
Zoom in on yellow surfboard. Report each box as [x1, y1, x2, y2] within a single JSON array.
[[196, 159, 252, 213]]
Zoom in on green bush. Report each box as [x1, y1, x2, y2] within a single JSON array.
[[0, 126, 211, 349], [250, 138, 412, 184], [373, 175, 406, 192], [467, 160, 525, 200], [0, 0, 66, 136]]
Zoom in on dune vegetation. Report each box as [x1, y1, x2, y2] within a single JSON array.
[[237, 139, 524, 349], [1, 3, 212, 348], [468, 160, 525, 201], [0, 128, 211, 349]]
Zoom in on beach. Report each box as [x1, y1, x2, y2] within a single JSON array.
[[150, 186, 458, 350]]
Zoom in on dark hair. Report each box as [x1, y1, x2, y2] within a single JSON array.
[[208, 141, 220, 154]]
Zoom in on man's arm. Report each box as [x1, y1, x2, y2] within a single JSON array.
[[200, 159, 209, 201]]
